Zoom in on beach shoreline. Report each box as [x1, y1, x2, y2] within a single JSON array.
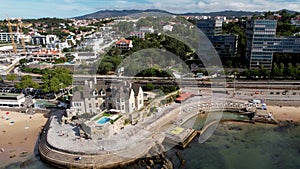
[[267, 105, 300, 122], [0, 103, 299, 168], [0, 110, 48, 168]]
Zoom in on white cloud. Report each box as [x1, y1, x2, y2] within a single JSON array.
[[195, 0, 300, 12], [136, 0, 300, 13]]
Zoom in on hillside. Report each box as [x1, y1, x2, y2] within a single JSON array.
[[74, 9, 298, 19]]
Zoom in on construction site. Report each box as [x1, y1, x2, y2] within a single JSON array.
[[0, 17, 29, 74]]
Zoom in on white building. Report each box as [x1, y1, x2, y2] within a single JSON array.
[[0, 46, 13, 56], [140, 26, 155, 33], [0, 93, 25, 107], [130, 32, 145, 39], [115, 39, 133, 50], [31, 34, 58, 45], [70, 52, 97, 62], [0, 32, 21, 43], [104, 82, 144, 114], [163, 25, 173, 32]]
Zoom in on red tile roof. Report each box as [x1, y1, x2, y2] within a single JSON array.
[[175, 92, 192, 102], [115, 39, 131, 45], [33, 50, 61, 55]]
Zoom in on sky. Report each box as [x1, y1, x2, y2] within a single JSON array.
[[0, 0, 299, 19]]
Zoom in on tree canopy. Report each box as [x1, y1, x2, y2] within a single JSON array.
[[41, 68, 73, 93], [15, 75, 40, 89]]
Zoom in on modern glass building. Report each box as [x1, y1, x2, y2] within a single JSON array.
[[208, 35, 238, 58], [197, 19, 223, 36], [246, 19, 300, 69], [197, 19, 238, 58]]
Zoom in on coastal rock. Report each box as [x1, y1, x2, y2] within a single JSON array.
[[163, 159, 173, 169], [161, 164, 169, 169], [175, 151, 186, 167], [20, 159, 36, 168], [148, 159, 155, 167]]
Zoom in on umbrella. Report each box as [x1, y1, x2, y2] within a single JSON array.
[[6, 112, 9, 115]]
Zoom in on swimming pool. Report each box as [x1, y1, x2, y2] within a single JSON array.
[[96, 117, 110, 125]]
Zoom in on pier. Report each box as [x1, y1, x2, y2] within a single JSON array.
[[163, 125, 198, 148]]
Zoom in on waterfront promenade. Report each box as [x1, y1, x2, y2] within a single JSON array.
[[39, 89, 280, 168]]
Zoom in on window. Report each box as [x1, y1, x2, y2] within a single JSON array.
[[89, 103, 92, 108], [96, 103, 99, 107]]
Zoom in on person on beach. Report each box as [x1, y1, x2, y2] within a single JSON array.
[[267, 112, 273, 120]]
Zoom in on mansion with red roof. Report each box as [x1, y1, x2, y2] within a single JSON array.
[[115, 38, 133, 50]]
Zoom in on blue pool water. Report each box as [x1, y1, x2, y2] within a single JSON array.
[[97, 117, 110, 124]]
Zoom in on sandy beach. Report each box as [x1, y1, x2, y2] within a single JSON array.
[[0, 110, 48, 168], [268, 105, 300, 122]]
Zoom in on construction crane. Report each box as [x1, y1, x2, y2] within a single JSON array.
[[6, 17, 17, 54], [17, 18, 26, 54]]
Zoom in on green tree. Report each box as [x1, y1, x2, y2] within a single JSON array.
[[6, 74, 18, 84], [15, 75, 40, 89], [279, 63, 285, 77], [259, 67, 271, 79], [144, 83, 155, 91], [287, 63, 296, 78], [98, 62, 114, 75], [19, 58, 28, 65], [41, 68, 72, 93], [62, 48, 70, 53]]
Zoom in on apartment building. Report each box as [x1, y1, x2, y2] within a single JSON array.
[[197, 19, 223, 36], [246, 19, 300, 69], [0, 32, 21, 43], [29, 49, 62, 62], [197, 19, 238, 58], [31, 34, 58, 45]]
